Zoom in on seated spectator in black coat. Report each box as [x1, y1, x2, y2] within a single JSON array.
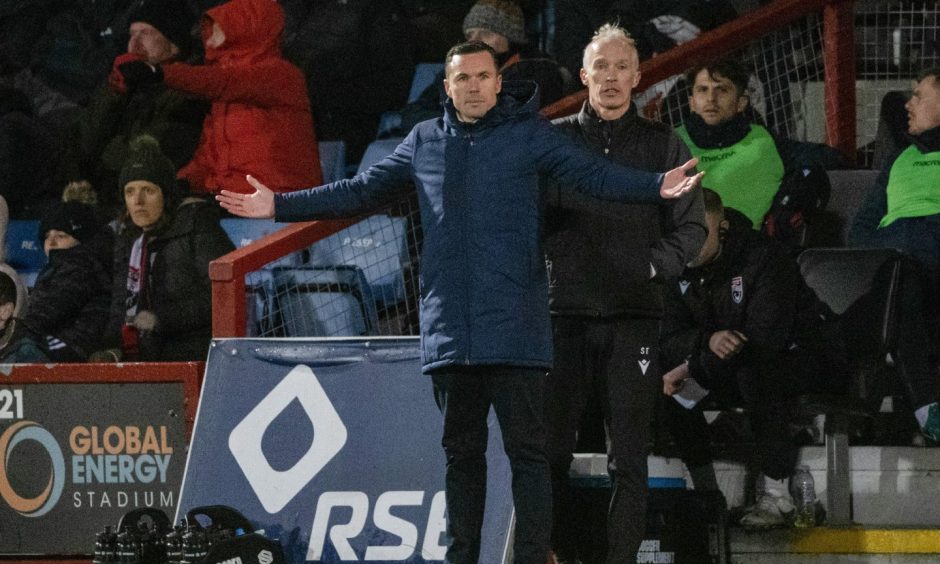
[[280, 0, 415, 163], [92, 136, 234, 362], [0, 86, 64, 218], [401, 0, 565, 131], [64, 0, 207, 217], [22, 202, 112, 362], [660, 189, 846, 529]]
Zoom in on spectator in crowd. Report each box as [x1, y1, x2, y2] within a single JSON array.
[[850, 66, 940, 441], [0, 86, 64, 218], [675, 58, 845, 241], [0, 270, 47, 363], [659, 188, 847, 528], [218, 41, 702, 564], [116, 0, 323, 197], [93, 136, 233, 363], [400, 0, 547, 63], [280, 0, 415, 163], [67, 0, 207, 217], [0, 195, 28, 317], [543, 24, 705, 563], [552, 0, 738, 89], [401, 0, 565, 131], [22, 201, 112, 362]]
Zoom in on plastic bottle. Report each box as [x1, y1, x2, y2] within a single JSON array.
[[92, 525, 117, 564], [792, 465, 817, 528]]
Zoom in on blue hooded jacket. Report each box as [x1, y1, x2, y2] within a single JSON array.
[[276, 81, 665, 373]]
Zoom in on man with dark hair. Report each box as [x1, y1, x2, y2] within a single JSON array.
[[544, 23, 705, 563], [660, 188, 846, 529], [676, 58, 843, 242], [401, 0, 566, 131], [850, 66, 940, 442], [219, 40, 702, 564]]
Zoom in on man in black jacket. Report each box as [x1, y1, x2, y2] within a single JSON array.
[[65, 0, 207, 216], [660, 189, 845, 529], [543, 23, 706, 563]]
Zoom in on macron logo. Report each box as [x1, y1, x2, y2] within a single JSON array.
[[229, 365, 347, 514]]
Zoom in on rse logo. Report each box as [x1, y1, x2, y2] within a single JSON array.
[[307, 490, 447, 561], [228, 365, 448, 561], [228, 365, 347, 513]]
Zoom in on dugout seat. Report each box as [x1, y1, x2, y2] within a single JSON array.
[[221, 218, 304, 336], [271, 265, 378, 337], [308, 214, 410, 312], [804, 170, 881, 248], [796, 247, 905, 525]]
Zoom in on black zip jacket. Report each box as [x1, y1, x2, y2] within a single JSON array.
[[660, 224, 834, 379], [545, 102, 706, 318]]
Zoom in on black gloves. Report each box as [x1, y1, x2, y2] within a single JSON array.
[[118, 59, 164, 89]]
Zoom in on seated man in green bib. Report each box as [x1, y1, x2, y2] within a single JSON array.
[[850, 66, 940, 442], [676, 58, 844, 238]]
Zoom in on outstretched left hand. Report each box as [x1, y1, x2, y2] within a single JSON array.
[[216, 175, 276, 218]]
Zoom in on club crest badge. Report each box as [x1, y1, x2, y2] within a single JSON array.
[[731, 276, 744, 304]]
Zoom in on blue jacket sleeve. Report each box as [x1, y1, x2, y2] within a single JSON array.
[[274, 134, 416, 222], [532, 119, 664, 203], [848, 166, 890, 247]]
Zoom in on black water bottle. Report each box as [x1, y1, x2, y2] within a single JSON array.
[[165, 522, 186, 564], [116, 525, 138, 564], [93, 525, 118, 564], [140, 521, 167, 564], [181, 528, 208, 564]]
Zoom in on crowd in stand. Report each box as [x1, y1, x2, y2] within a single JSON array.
[[2, 0, 940, 561]]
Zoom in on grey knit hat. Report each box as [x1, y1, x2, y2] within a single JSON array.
[[463, 0, 527, 45]]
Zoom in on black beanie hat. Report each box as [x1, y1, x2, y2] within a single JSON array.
[[39, 202, 100, 243], [119, 135, 181, 211], [127, 0, 196, 55]]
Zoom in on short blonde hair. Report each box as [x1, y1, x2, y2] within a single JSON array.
[[582, 23, 638, 70], [62, 180, 98, 206]]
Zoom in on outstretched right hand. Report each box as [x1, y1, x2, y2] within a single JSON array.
[[216, 175, 276, 218], [660, 158, 703, 199]]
